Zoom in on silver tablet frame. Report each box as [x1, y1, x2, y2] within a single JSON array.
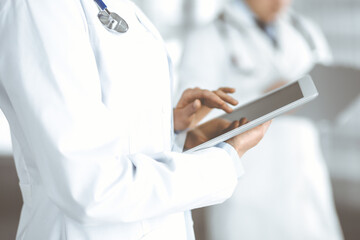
[[184, 75, 318, 153]]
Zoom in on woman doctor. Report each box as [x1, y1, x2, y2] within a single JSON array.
[[0, 0, 271, 240]]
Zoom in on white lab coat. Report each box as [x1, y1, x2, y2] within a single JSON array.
[[0, 1, 243, 239], [177, 1, 343, 240]]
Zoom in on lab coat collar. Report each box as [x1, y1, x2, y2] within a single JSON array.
[[231, 0, 256, 24]]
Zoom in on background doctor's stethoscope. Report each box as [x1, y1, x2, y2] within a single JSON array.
[[214, 11, 318, 77]]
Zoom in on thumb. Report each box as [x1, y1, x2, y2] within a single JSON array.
[[181, 99, 201, 118]]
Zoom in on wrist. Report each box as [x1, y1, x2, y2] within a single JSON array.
[[225, 139, 245, 158]]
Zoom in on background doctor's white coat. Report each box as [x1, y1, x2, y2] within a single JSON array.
[[175, 1, 342, 239]]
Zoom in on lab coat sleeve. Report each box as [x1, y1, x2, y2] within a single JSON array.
[[216, 142, 245, 177], [173, 130, 188, 152], [0, 1, 241, 225]]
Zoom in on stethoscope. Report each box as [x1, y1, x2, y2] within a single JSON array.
[[215, 11, 318, 76], [215, 13, 256, 76], [94, 0, 129, 33]]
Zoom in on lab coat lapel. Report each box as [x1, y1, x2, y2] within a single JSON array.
[[223, 5, 282, 80], [275, 16, 315, 79], [82, 0, 173, 155]]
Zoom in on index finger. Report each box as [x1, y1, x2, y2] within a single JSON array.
[[218, 87, 236, 94], [177, 88, 235, 113], [176, 88, 204, 108], [200, 90, 234, 113], [213, 89, 238, 106]]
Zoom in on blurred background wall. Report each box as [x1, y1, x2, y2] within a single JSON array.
[[293, 0, 360, 69], [290, 4, 360, 239], [0, 0, 359, 239]]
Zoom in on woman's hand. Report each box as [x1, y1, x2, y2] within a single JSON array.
[[226, 120, 272, 158], [174, 87, 238, 132], [184, 117, 271, 158], [184, 118, 248, 151]]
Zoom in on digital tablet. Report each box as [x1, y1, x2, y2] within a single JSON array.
[[184, 75, 319, 153]]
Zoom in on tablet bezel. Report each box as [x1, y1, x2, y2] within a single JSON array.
[[184, 75, 318, 153]]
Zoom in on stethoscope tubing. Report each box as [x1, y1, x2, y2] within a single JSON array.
[[94, 0, 107, 11]]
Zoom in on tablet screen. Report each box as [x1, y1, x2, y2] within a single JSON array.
[[222, 81, 304, 122]]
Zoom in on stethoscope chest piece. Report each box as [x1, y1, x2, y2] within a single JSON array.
[[94, 0, 129, 34], [98, 10, 129, 33]]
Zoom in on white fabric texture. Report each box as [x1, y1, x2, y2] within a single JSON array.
[[0, 0, 244, 239]]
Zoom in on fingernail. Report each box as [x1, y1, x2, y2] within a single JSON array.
[[193, 100, 200, 110]]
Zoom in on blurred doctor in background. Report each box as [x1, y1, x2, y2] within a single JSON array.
[[177, 0, 343, 239], [177, 0, 332, 103]]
